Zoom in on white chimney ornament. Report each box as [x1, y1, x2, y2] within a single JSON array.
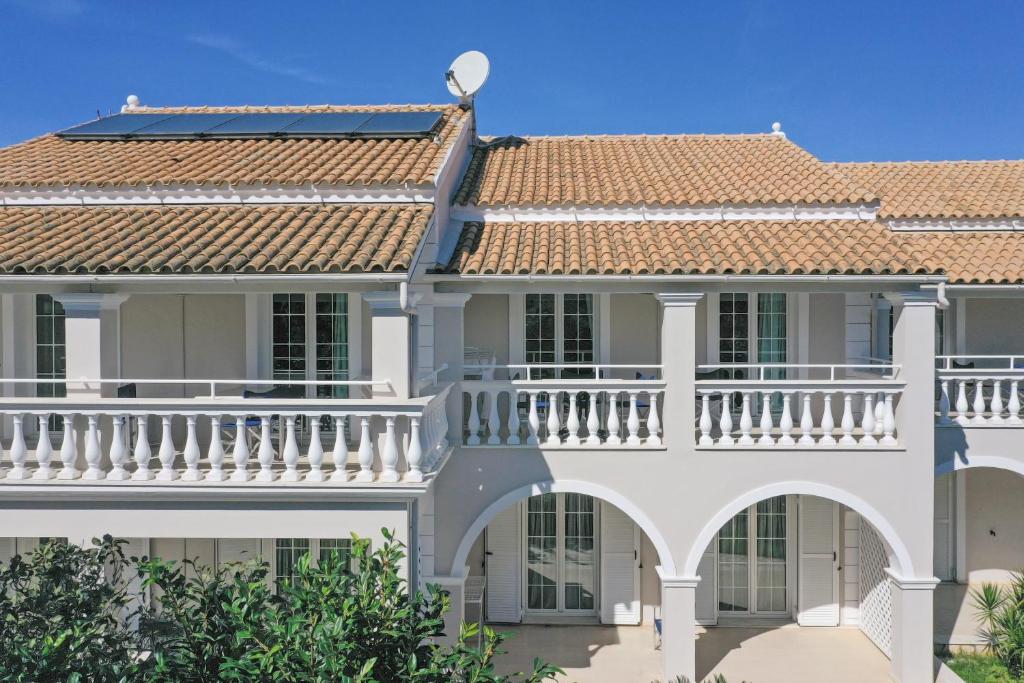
[[770, 121, 785, 138]]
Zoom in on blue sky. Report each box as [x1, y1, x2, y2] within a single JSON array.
[[1, 0, 1022, 161]]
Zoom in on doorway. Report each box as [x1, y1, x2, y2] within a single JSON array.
[[523, 493, 599, 617]]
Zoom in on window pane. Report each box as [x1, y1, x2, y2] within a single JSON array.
[[275, 538, 310, 591], [272, 294, 305, 385], [315, 294, 349, 399]]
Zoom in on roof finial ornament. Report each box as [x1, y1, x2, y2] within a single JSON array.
[[121, 94, 141, 113], [770, 121, 785, 138]]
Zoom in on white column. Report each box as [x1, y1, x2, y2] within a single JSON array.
[[887, 573, 939, 683], [363, 291, 415, 400], [656, 293, 702, 447], [658, 571, 698, 682], [51, 294, 129, 398]]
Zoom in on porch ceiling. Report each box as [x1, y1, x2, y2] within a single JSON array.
[[0, 204, 431, 274]]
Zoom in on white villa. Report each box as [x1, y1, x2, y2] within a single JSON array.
[[0, 83, 1022, 683]]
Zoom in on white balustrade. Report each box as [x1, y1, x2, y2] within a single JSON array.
[[461, 380, 666, 448], [695, 382, 904, 448], [938, 373, 1024, 426], [0, 387, 451, 485]]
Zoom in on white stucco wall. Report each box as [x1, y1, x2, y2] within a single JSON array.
[[962, 467, 1024, 583], [465, 294, 509, 365]]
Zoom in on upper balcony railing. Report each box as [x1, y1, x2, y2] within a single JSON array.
[[0, 378, 451, 485], [695, 363, 905, 448], [461, 364, 665, 448], [936, 355, 1024, 426]]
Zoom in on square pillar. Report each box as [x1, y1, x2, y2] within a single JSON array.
[[430, 293, 472, 442], [423, 572, 467, 646], [363, 291, 415, 400], [658, 569, 698, 681], [52, 293, 128, 398], [884, 291, 938, 448], [887, 572, 939, 683], [656, 294, 703, 446]]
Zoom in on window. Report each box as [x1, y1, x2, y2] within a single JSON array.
[[523, 294, 595, 378], [318, 538, 353, 569], [717, 496, 791, 616], [274, 538, 353, 591], [36, 295, 66, 430], [525, 493, 597, 614], [526, 493, 558, 610], [717, 293, 787, 369], [271, 293, 349, 398]]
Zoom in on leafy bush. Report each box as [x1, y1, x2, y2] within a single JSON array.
[[945, 652, 1021, 683], [972, 572, 1024, 678], [0, 536, 142, 683]]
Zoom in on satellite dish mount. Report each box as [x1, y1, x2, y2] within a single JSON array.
[[446, 51, 490, 104]]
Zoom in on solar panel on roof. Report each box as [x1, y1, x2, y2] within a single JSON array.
[[56, 113, 175, 138], [355, 111, 443, 135], [279, 112, 374, 136], [204, 113, 309, 136], [130, 113, 242, 137]]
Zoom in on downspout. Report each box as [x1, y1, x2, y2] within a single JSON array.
[[936, 281, 950, 309]]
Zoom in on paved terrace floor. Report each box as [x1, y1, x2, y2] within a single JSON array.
[[494, 624, 891, 683]]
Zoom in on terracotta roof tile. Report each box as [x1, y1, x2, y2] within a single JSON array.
[[445, 220, 927, 276], [0, 105, 466, 189], [454, 135, 874, 207], [0, 204, 431, 274], [833, 161, 1024, 219], [900, 231, 1024, 284]]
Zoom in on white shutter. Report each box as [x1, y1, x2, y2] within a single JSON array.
[[695, 537, 717, 624], [600, 502, 640, 625], [798, 496, 839, 626], [0, 538, 14, 565], [485, 505, 521, 623], [934, 476, 955, 581], [217, 539, 262, 565]]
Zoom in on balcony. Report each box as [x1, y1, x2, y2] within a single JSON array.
[[936, 355, 1024, 425], [0, 379, 451, 486]]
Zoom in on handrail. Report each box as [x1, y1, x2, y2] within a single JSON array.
[[0, 377, 391, 399], [936, 355, 1024, 371], [464, 377, 667, 392], [697, 363, 901, 381], [463, 363, 664, 381], [416, 364, 449, 392]]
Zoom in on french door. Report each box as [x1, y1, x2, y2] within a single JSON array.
[[717, 495, 793, 617], [524, 493, 599, 616]]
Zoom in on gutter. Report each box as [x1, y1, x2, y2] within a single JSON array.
[[0, 273, 409, 285], [426, 273, 949, 284]]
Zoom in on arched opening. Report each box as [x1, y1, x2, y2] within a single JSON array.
[[451, 480, 673, 681], [687, 484, 913, 683]]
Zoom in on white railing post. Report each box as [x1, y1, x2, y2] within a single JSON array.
[[355, 416, 375, 482], [566, 392, 582, 446], [626, 392, 641, 446], [861, 393, 877, 446], [646, 392, 662, 446], [507, 392, 522, 445], [156, 415, 177, 481], [990, 380, 1005, 424], [281, 415, 300, 482], [255, 416, 276, 482], [880, 393, 898, 446], [839, 392, 857, 446], [230, 415, 250, 482], [546, 391, 562, 446], [738, 392, 754, 446], [971, 378, 988, 425], [132, 416, 154, 481], [527, 392, 541, 445], [938, 379, 952, 425], [58, 414, 79, 480], [873, 392, 885, 436], [181, 415, 201, 481], [207, 415, 227, 482], [406, 416, 424, 483], [467, 390, 483, 446], [778, 392, 795, 446], [33, 414, 56, 480], [586, 393, 602, 445], [798, 394, 814, 446], [717, 392, 734, 446], [758, 394, 774, 446], [331, 416, 349, 482], [819, 393, 836, 446], [955, 379, 969, 426], [83, 414, 104, 480], [1009, 381, 1022, 425], [107, 414, 129, 481], [606, 392, 621, 446], [486, 390, 502, 445], [306, 416, 325, 482], [381, 416, 400, 483], [698, 393, 713, 446], [7, 414, 28, 480]]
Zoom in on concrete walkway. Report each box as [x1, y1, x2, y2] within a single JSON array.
[[493, 623, 891, 683]]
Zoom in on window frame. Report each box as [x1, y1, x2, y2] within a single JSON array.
[[267, 292, 354, 399], [512, 293, 604, 378], [271, 537, 357, 591]]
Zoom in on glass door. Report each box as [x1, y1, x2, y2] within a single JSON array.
[[525, 493, 598, 616], [716, 495, 791, 617]]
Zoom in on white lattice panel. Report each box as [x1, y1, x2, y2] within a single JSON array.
[[858, 520, 893, 658]]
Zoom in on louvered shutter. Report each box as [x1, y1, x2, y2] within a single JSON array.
[[798, 496, 839, 626], [485, 505, 522, 622], [600, 502, 640, 624]]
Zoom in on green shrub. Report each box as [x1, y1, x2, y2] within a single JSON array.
[[945, 652, 1021, 683], [972, 572, 1024, 678]]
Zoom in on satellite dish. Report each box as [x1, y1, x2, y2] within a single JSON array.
[[446, 51, 490, 101]]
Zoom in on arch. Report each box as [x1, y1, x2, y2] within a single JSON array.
[[936, 454, 1024, 479], [450, 479, 677, 576], [682, 480, 916, 578]]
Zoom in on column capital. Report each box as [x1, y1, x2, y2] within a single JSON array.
[[428, 293, 473, 308], [52, 292, 129, 317], [362, 290, 422, 312], [883, 290, 939, 307], [884, 569, 940, 590], [656, 566, 701, 588], [655, 292, 703, 307]]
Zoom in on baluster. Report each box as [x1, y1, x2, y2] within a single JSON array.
[[255, 416, 276, 481], [880, 393, 898, 446], [566, 393, 582, 445], [1008, 381, 1022, 425], [698, 393, 713, 446], [626, 392, 641, 446], [990, 380, 1005, 424], [546, 391, 562, 446], [132, 416, 154, 481], [107, 414, 129, 481], [7, 414, 28, 480], [838, 392, 856, 445], [466, 390, 482, 446], [527, 393, 540, 445], [717, 392, 733, 446], [487, 390, 502, 445], [178, 415, 201, 481], [58, 413, 79, 479], [306, 416, 325, 482], [738, 392, 754, 446], [819, 393, 836, 445], [758, 394, 775, 446], [32, 414, 56, 480], [647, 392, 663, 446], [355, 416, 375, 482], [507, 391, 522, 445], [954, 379, 970, 426], [381, 416, 399, 482], [331, 416, 349, 482], [586, 393, 601, 445], [798, 393, 815, 446], [873, 392, 885, 435], [281, 415, 300, 482], [230, 414, 250, 482], [971, 378, 987, 425], [777, 392, 795, 446], [606, 392, 621, 445], [860, 393, 877, 446], [206, 415, 226, 481], [83, 414, 104, 480], [406, 416, 424, 482], [156, 415, 177, 481], [938, 379, 953, 425]]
